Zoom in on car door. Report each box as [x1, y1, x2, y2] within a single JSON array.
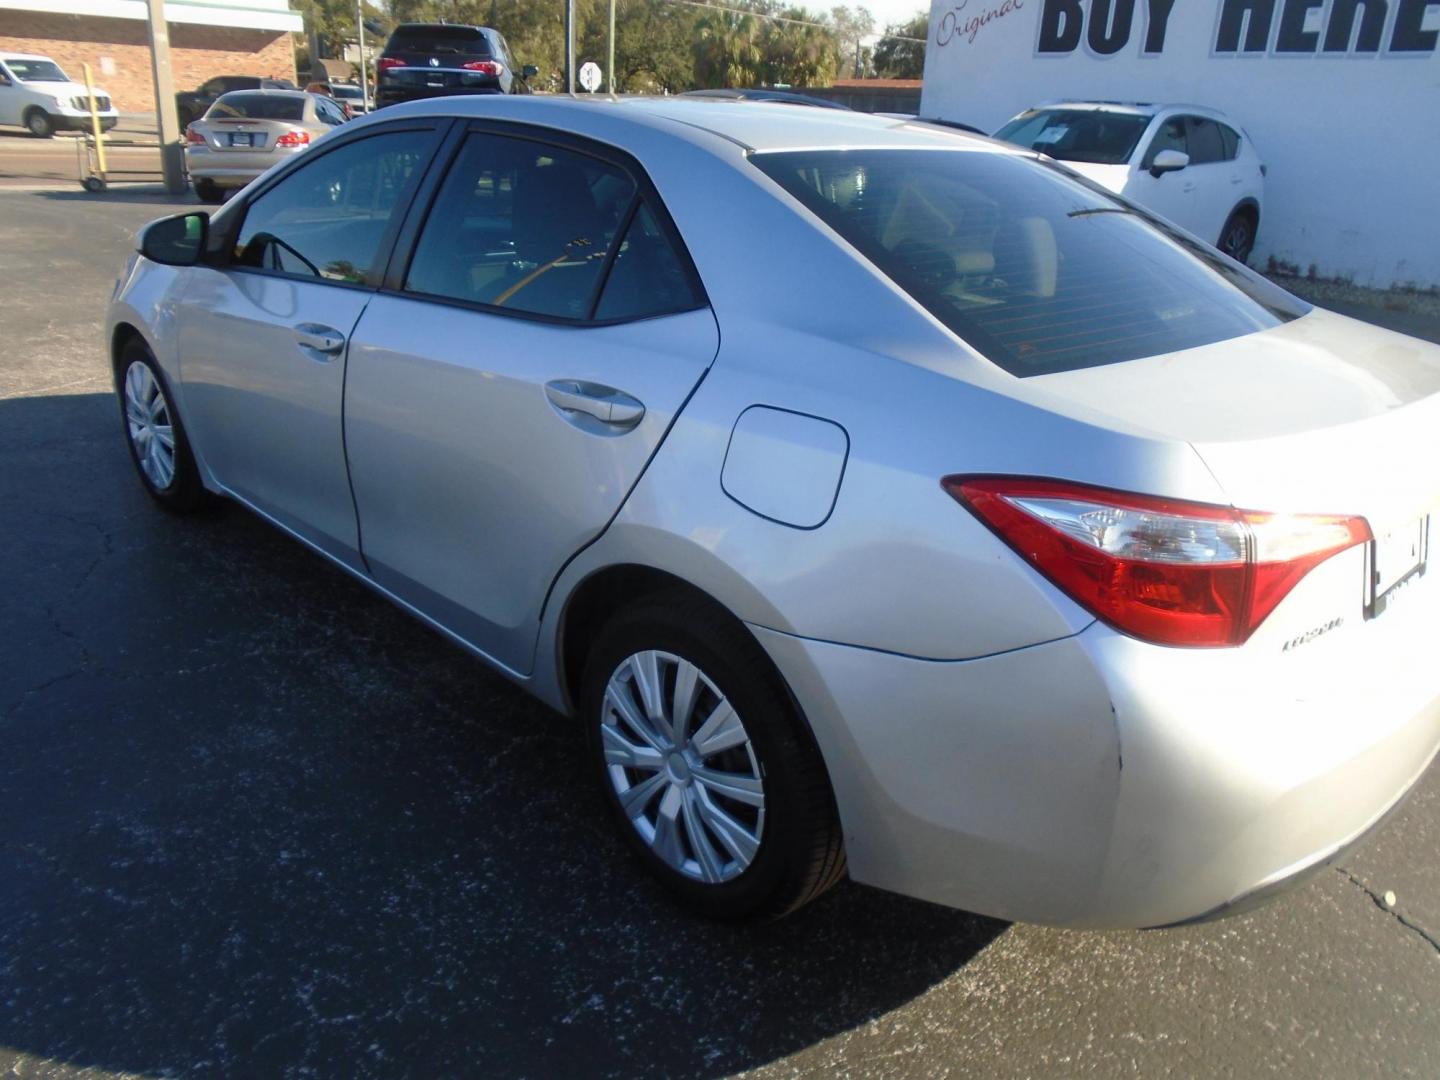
[[0, 62, 21, 125], [1124, 116, 1196, 233], [343, 125, 718, 673], [1178, 117, 1234, 245], [174, 121, 446, 566]]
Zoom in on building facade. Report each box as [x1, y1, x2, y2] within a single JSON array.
[[0, 0, 302, 113], [920, 0, 1440, 288]]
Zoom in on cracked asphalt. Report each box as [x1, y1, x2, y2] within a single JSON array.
[[1, 187, 1438, 1080]]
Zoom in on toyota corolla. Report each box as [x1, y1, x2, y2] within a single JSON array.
[[107, 97, 1440, 928]]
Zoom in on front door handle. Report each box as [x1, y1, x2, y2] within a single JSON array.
[[294, 323, 345, 356], [545, 380, 645, 429]]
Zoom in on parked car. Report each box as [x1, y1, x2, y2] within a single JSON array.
[[330, 82, 373, 117], [993, 102, 1265, 263], [110, 98, 1440, 930], [374, 23, 537, 106], [0, 53, 118, 137], [184, 90, 346, 203], [175, 75, 296, 130]]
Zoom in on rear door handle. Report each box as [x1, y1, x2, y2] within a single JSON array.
[[294, 323, 345, 356], [545, 380, 645, 428]]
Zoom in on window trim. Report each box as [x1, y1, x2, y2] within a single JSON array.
[[211, 118, 455, 294], [380, 118, 709, 328]]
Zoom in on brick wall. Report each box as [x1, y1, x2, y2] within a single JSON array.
[[0, 12, 296, 114]]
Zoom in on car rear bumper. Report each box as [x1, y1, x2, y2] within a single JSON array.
[[751, 569, 1440, 928], [375, 83, 503, 106], [185, 148, 300, 186]]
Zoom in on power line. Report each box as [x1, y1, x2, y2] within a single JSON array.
[[660, 0, 927, 42]]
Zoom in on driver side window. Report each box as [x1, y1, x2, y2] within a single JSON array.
[[1141, 118, 1186, 169], [234, 129, 436, 285]]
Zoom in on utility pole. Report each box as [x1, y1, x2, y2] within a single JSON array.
[[565, 0, 576, 93], [607, 0, 616, 94], [355, 0, 368, 108], [144, 0, 185, 194]]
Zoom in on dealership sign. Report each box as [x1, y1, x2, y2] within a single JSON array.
[[922, 0, 1440, 286]]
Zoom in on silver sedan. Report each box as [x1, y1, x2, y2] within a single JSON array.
[[108, 97, 1440, 928], [184, 89, 347, 203]]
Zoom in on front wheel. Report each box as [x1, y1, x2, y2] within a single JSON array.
[[582, 591, 845, 920], [117, 339, 208, 511], [25, 109, 54, 138]]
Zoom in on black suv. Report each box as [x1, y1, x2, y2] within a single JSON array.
[[375, 24, 536, 106], [175, 75, 294, 128]]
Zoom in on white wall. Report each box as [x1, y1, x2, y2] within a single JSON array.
[[920, 0, 1440, 287]]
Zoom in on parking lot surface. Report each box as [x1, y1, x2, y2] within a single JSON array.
[[2, 186, 1438, 1079]]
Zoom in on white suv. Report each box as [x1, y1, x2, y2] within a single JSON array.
[[995, 102, 1265, 264], [0, 53, 119, 138]]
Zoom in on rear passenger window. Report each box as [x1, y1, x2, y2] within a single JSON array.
[[405, 132, 636, 320], [234, 129, 435, 284], [1218, 124, 1241, 161], [594, 203, 703, 321]]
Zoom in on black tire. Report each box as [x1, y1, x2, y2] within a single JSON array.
[[1218, 208, 1257, 264], [581, 590, 846, 921], [24, 109, 54, 139], [194, 178, 224, 204], [116, 337, 209, 512]]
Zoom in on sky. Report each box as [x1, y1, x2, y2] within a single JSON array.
[[861, 0, 930, 34]]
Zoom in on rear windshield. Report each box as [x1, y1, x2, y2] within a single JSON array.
[[385, 25, 491, 56], [331, 85, 363, 99], [752, 149, 1308, 377], [208, 93, 305, 121], [5, 59, 69, 82], [993, 109, 1151, 165]]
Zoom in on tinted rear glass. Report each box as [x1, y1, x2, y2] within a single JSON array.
[[994, 109, 1150, 165], [208, 93, 305, 121], [753, 149, 1308, 377], [385, 25, 491, 55]]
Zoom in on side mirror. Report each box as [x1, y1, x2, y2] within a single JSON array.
[[1149, 149, 1189, 178], [139, 211, 209, 266], [522, 64, 540, 79]]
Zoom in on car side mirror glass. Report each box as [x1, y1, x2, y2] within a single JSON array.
[[139, 211, 209, 266], [1149, 149, 1189, 178], [522, 64, 540, 79]]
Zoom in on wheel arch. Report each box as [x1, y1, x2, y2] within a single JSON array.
[[1230, 198, 1260, 226]]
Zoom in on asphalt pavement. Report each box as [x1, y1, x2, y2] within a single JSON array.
[[1, 184, 1438, 1080]]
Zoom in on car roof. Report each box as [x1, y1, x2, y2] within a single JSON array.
[[369, 94, 1005, 154], [1030, 100, 1234, 121], [0, 53, 60, 63]]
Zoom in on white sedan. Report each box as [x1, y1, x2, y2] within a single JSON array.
[[995, 102, 1265, 263]]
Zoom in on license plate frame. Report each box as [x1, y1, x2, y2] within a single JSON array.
[[228, 132, 254, 148], [1366, 515, 1429, 619]]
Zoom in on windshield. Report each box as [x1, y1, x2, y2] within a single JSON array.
[[993, 109, 1151, 165], [207, 93, 306, 121], [752, 149, 1308, 377], [331, 85, 363, 99], [385, 25, 491, 56], [5, 59, 69, 83]]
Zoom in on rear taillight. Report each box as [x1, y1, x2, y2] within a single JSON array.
[[943, 476, 1370, 648], [274, 129, 310, 147], [461, 60, 505, 75], [377, 57, 405, 72], [184, 125, 205, 144]]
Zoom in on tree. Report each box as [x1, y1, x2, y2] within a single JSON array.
[[759, 6, 841, 86], [828, 4, 874, 78], [694, 7, 764, 87], [873, 11, 927, 78]]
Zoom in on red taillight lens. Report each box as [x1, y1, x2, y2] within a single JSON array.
[[377, 57, 405, 72], [944, 476, 1371, 647], [184, 125, 205, 144], [461, 60, 505, 75], [274, 129, 310, 147]]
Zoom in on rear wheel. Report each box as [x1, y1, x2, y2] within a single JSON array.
[[24, 109, 54, 138], [1218, 209, 1257, 264], [582, 591, 845, 920], [194, 178, 224, 204]]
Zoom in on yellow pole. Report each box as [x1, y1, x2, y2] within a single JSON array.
[[82, 62, 108, 178]]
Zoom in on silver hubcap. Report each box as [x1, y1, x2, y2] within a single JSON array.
[[124, 360, 176, 490], [602, 650, 765, 884]]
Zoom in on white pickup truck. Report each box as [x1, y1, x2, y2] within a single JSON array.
[[0, 53, 119, 138]]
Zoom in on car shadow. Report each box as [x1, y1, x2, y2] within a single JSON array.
[[0, 391, 1007, 1078], [33, 185, 200, 207]]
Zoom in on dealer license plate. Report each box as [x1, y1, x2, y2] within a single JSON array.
[[228, 133, 254, 147], [1368, 516, 1428, 617]]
